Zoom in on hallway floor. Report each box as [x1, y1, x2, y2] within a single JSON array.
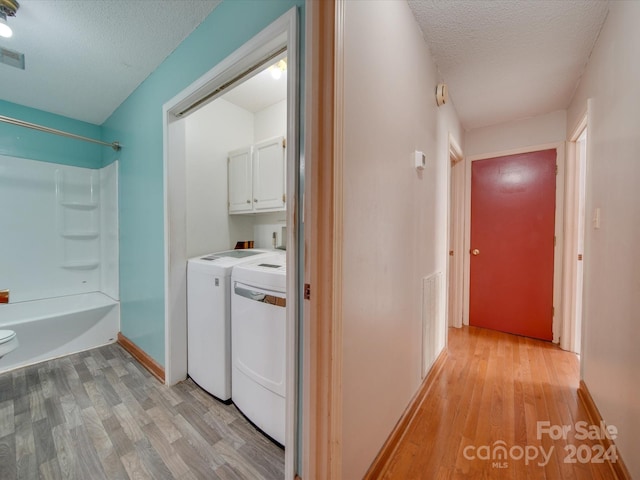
[[381, 326, 617, 479], [0, 343, 283, 479]]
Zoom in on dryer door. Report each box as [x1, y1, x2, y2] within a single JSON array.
[[232, 282, 286, 397]]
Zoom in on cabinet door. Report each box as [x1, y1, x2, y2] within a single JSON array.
[[228, 147, 253, 213], [253, 137, 286, 211]]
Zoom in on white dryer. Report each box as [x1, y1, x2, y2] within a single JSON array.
[[187, 249, 274, 401], [231, 252, 286, 445]]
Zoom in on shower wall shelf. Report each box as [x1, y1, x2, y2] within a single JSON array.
[[61, 261, 100, 270], [55, 170, 101, 275], [59, 201, 98, 210], [61, 231, 100, 239]]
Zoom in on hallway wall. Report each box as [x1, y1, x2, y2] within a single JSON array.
[[341, 1, 462, 477], [465, 110, 566, 157], [566, 1, 640, 476]]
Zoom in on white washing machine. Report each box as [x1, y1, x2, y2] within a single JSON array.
[[231, 252, 287, 445], [187, 249, 275, 401]]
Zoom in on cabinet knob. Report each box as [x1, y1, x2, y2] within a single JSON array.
[[254, 199, 258, 202], [246, 200, 251, 204]]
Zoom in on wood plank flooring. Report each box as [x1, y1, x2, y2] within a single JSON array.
[[0, 343, 284, 479], [381, 326, 618, 479]]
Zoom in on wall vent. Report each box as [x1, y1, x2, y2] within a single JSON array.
[[0, 47, 25, 70], [422, 272, 442, 378]]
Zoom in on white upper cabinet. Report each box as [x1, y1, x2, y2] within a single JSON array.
[[228, 147, 253, 213], [228, 136, 286, 214], [253, 137, 286, 211]]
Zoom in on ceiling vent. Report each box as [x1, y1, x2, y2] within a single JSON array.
[[0, 46, 25, 70]]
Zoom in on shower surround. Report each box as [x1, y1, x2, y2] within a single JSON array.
[[0, 154, 119, 373]]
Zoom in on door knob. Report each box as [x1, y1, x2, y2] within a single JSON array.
[[472, 249, 480, 256]]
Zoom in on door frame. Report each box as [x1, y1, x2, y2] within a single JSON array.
[[463, 142, 565, 343], [161, 8, 300, 478], [561, 108, 590, 353], [447, 135, 465, 329], [302, 0, 344, 478]]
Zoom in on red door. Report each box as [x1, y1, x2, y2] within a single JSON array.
[[469, 149, 556, 341]]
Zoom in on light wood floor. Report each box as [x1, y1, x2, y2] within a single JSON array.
[[0, 343, 284, 480], [381, 326, 617, 479]]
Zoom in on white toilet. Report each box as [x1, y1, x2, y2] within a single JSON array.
[[0, 330, 18, 359]]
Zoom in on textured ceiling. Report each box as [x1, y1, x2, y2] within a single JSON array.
[[408, 0, 610, 130], [0, 0, 220, 125]]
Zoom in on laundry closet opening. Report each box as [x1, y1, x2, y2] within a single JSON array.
[[185, 54, 288, 257], [163, 9, 300, 478]]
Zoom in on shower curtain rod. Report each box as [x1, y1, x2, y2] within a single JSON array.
[[0, 114, 121, 151]]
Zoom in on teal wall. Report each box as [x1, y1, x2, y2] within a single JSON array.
[[0, 100, 102, 168], [102, 0, 305, 366]]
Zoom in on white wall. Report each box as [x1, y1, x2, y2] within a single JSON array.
[[252, 99, 288, 248], [566, 2, 640, 476], [185, 97, 288, 258], [341, 1, 462, 477], [0, 155, 118, 302], [185, 98, 255, 257], [254, 99, 287, 142], [465, 110, 567, 157]]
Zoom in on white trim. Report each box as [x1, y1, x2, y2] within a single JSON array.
[[331, 0, 345, 477], [447, 134, 465, 329], [449, 134, 463, 163], [162, 8, 299, 479], [579, 99, 593, 380], [463, 142, 565, 344], [560, 139, 576, 351], [561, 109, 589, 353], [163, 115, 188, 385], [284, 9, 300, 479], [568, 109, 588, 142]]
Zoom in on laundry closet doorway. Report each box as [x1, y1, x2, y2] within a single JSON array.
[[162, 9, 300, 478]]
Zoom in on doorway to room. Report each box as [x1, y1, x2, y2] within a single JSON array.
[[163, 9, 300, 479]]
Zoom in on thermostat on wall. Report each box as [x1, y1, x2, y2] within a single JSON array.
[[414, 150, 426, 170]]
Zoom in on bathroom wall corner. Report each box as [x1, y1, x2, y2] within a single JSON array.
[[100, 160, 120, 300]]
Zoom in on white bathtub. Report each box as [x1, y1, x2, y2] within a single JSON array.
[[0, 292, 119, 373]]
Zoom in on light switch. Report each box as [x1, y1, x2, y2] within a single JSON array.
[[414, 150, 426, 170]]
